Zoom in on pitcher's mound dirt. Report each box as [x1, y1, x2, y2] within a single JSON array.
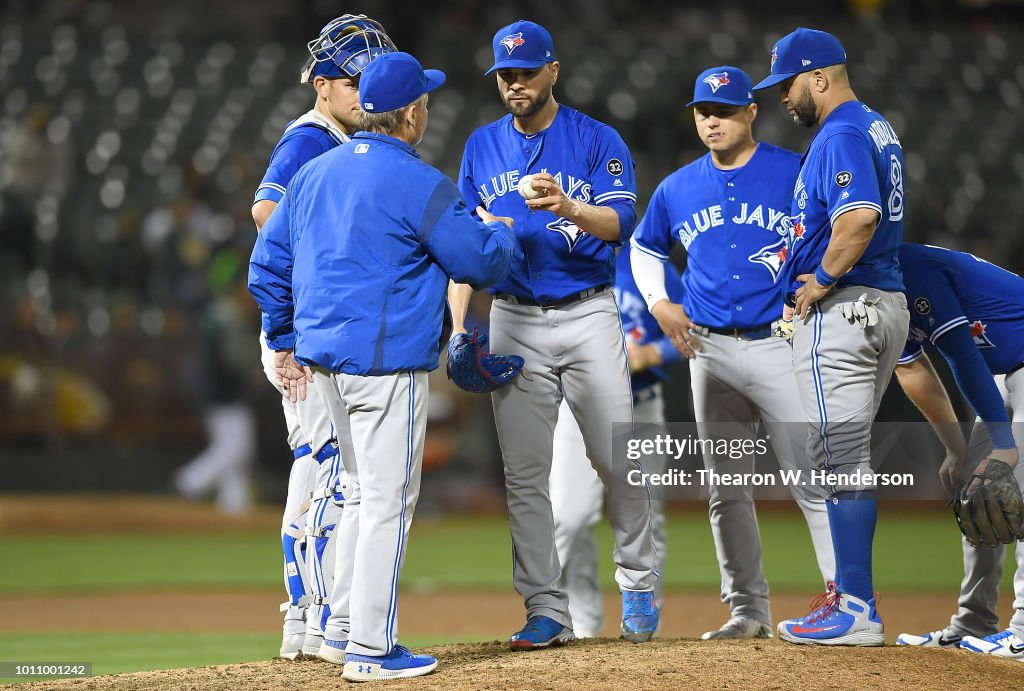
[[15, 638, 1024, 691]]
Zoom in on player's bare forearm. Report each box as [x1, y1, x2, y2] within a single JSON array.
[[894, 358, 965, 455], [524, 172, 622, 241], [794, 208, 879, 318], [447, 280, 474, 336], [252, 199, 278, 231], [820, 207, 879, 277], [790, 207, 880, 319], [561, 201, 622, 241], [894, 357, 968, 492]]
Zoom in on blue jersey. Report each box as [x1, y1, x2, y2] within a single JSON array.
[[631, 142, 800, 329], [898, 244, 1024, 374], [459, 105, 638, 304], [254, 110, 347, 205], [613, 248, 685, 394], [783, 101, 905, 297], [249, 132, 515, 375]]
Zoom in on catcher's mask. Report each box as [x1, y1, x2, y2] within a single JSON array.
[[300, 14, 396, 83]]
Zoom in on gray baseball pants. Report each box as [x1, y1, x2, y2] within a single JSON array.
[[791, 286, 910, 491], [489, 290, 658, 629], [317, 369, 428, 658], [549, 390, 668, 637], [691, 330, 836, 625]]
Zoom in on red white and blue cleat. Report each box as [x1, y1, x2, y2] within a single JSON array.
[[777, 581, 884, 646], [960, 629, 1024, 660], [509, 615, 575, 651]]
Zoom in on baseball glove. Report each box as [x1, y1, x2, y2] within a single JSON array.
[[446, 331, 525, 394], [953, 459, 1024, 548]]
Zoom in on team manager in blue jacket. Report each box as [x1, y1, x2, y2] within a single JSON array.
[[248, 52, 516, 681]]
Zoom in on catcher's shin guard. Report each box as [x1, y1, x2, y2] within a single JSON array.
[[306, 441, 345, 638]]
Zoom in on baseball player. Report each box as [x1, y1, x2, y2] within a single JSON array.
[[629, 66, 835, 640], [891, 243, 1024, 659], [753, 28, 910, 646], [250, 50, 515, 681], [450, 19, 660, 648], [549, 248, 683, 638], [251, 15, 395, 659]]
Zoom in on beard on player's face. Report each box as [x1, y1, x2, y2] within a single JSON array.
[[502, 84, 552, 119], [790, 82, 817, 128]]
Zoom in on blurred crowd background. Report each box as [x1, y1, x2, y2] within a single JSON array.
[[2, 0, 1022, 510]]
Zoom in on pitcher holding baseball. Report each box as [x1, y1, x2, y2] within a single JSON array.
[[448, 19, 660, 650]]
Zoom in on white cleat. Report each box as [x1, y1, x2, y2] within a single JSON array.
[[702, 616, 773, 640], [961, 629, 1024, 660], [896, 629, 962, 648]]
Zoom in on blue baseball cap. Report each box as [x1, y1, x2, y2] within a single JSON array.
[[484, 20, 555, 76], [752, 28, 847, 91], [359, 52, 446, 113], [686, 66, 754, 108]]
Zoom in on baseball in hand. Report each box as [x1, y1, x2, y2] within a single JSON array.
[[518, 174, 541, 200]]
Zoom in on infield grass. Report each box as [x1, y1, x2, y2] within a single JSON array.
[[0, 508, 1010, 594]]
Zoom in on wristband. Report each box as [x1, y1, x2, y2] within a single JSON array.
[[814, 265, 838, 288]]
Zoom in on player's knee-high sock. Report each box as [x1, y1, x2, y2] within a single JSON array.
[[827, 490, 876, 601]]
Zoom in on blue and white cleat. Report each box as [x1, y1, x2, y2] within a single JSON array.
[[896, 628, 962, 648], [620, 590, 659, 643], [509, 615, 575, 650], [777, 582, 884, 646], [317, 637, 348, 665], [342, 645, 437, 681], [961, 629, 1024, 660]]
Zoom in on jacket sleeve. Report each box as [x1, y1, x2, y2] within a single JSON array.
[[248, 193, 297, 350], [417, 176, 514, 289]]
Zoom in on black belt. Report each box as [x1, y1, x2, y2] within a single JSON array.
[[494, 285, 610, 309], [1008, 361, 1024, 377], [703, 322, 775, 341]]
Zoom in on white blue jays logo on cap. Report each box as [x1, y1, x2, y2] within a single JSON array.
[[500, 32, 526, 54], [703, 71, 731, 93]]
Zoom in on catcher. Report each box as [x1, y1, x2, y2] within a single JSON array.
[[890, 243, 1024, 659]]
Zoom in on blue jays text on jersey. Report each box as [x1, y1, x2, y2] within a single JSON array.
[[898, 243, 1024, 375], [782, 101, 905, 298], [631, 142, 801, 329], [249, 132, 515, 375], [254, 110, 347, 205], [459, 105, 637, 304]]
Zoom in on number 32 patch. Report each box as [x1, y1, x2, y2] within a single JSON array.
[[835, 171, 852, 187]]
